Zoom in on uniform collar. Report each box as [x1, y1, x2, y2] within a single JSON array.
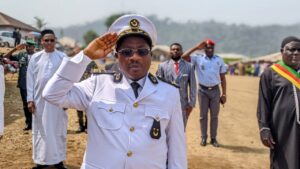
[[171, 58, 182, 64], [126, 75, 147, 89], [119, 73, 157, 101], [204, 54, 217, 60]]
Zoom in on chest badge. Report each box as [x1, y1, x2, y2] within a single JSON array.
[[150, 118, 161, 139]]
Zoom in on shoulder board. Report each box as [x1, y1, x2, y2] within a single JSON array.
[[156, 76, 179, 88], [92, 71, 123, 83], [148, 73, 158, 84], [92, 72, 115, 75]]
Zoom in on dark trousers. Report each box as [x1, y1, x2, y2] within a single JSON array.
[[198, 86, 220, 139], [77, 111, 87, 130], [14, 38, 20, 47], [20, 88, 31, 127]]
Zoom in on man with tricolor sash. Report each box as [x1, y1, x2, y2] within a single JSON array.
[[257, 36, 300, 169]]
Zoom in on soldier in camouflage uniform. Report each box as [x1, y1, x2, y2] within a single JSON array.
[[4, 40, 36, 130]]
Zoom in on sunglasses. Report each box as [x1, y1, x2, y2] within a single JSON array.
[[44, 39, 55, 43], [285, 48, 300, 53], [117, 48, 151, 57]]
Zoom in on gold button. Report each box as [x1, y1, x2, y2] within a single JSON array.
[[133, 102, 139, 108], [127, 151, 133, 157], [129, 127, 135, 132], [108, 108, 113, 112]]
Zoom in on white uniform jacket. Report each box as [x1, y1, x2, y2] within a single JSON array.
[[43, 51, 187, 169]]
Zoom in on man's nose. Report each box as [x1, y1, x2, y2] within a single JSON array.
[[129, 52, 141, 60]]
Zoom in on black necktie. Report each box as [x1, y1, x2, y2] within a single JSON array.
[[131, 82, 140, 98]]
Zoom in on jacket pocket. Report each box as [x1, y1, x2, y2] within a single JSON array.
[[93, 102, 126, 130], [143, 107, 170, 136]]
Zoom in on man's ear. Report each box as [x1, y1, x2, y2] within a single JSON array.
[[280, 48, 284, 54]]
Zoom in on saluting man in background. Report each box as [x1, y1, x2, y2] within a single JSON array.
[[43, 14, 187, 169], [182, 39, 227, 147], [4, 40, 36, 131]]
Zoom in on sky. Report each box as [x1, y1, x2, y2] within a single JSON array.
[[1, 0, 300, 28]]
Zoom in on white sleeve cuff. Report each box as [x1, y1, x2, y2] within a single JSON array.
[[259, 127, 271, 132], [56, 51, 92, 82]]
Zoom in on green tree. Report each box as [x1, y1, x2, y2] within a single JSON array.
[[105, 13, 127, 28], [83, 30, 98, 46], [34, 16, 47, 30]]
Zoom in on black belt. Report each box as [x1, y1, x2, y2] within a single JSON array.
[[199, 84, 219, 90]]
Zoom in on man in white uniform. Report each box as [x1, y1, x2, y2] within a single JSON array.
[[43, 14, 187, 169], [27, 29, 68, 169], [0, 58, 4, 137]]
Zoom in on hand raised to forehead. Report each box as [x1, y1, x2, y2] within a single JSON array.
[[196, 41, 206, 50], [84, 32, 118, 60]]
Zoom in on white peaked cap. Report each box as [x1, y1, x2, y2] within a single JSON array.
[[108, 14, 157, 46]]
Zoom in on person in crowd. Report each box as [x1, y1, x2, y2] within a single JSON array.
[[13, 28, 22, 47], [156, 42, 196, 129], [27, 29, 68, 169], [257, 36, 300, 169], [182, 39, 227, 147], [0, 54, 4, 138], [4, 40, 36, 130], [43, 14, 187, 169]]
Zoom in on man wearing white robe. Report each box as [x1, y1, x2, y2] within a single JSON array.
[[0, 62, 4, 137], [27, 29, 68, 169]]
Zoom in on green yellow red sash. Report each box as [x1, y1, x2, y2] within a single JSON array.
[[271, 60, 300, 89]]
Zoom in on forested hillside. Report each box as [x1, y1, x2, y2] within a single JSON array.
[[53, 15, 300, 57]]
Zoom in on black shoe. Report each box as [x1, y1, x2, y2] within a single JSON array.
[[200, 138, 207, 146], [210, 138, 219, 147], [23, 125, 32, 131], [32, 164, 49, 169], [54, 161, 67, 169]]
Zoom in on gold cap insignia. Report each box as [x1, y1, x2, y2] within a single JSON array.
[[129, 19, 140, 31]]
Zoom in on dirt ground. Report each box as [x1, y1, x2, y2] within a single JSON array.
[[0, 62, 269, 169]]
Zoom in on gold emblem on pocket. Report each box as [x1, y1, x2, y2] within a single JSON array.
[[150, 119, 161, 139]]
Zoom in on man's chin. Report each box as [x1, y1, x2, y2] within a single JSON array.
[[127, 71, 145, 81]]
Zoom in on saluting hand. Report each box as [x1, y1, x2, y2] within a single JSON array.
[[83, 32, 118, 60], [28, 101, 36, 114], [196, 41, 206, 50], [15, 44, 26, 51]]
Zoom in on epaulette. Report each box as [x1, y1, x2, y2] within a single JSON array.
[[148, 73, 158, 84], [156, 76, 179, 88], [92, 71, 123, 83]]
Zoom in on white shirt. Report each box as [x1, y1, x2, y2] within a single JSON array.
[[191, 54, 227, 86]]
